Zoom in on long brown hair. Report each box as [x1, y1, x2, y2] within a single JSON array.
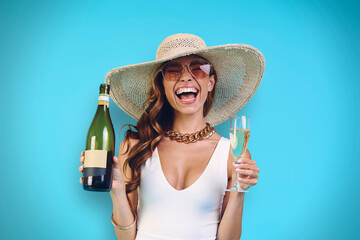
[[122, 56, 217, 194]]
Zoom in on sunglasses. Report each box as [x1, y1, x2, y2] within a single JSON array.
[[161, 59, 212, 81]]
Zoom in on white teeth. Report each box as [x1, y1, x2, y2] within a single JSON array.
[[175, 87, 198, 95]]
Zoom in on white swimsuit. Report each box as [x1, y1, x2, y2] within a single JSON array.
[[135, 137, 230, 240]]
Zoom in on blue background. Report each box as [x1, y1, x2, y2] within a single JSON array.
[[1, 0, 359, 239]]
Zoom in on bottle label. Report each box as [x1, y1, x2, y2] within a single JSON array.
[[84, 150, 107, 169], [98, 94, 109, 107]]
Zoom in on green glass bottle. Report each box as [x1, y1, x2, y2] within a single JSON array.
[[83, 84, 115, 191]]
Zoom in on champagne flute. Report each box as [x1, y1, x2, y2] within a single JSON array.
[[226, 115, 250, 192]]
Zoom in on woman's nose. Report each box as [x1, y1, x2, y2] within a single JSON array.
[[179, 67, 193, 82]]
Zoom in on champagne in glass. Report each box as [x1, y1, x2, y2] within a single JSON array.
[[230, 129, 250, 157], [226, 115, 250, 192]]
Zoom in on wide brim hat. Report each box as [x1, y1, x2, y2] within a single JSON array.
[[105, 33, 265, 126]]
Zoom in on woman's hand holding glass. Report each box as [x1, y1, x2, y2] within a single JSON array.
[[233, 156, 259, 191]]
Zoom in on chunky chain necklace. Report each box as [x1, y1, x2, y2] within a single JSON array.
[[165, 122, 215, 144]]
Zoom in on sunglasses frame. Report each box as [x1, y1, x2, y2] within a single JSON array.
[[160, 58, 213, 81]]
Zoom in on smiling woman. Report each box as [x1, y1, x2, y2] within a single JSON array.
[[79, 33, 264, 240]]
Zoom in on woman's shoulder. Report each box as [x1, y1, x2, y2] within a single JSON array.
[[211, 132, 223, 141], [211, 132, 230, 143], [206, 133, 230, 152]]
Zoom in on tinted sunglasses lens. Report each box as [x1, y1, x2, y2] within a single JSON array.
[[189, 60, 211, 78], [163, 63, 183, 81]]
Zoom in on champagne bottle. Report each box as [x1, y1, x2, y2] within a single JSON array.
[[83, 83, 115, 191]]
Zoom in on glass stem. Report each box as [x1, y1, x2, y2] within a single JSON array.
[[235, 171, 241, 190]]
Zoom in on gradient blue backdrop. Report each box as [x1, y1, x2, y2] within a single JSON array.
[[1, 0, 359, 239]]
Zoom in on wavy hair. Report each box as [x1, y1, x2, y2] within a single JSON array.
[[122, 56, 217, 194]]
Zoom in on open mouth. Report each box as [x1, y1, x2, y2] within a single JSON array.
[[175, 87, 199, 102]]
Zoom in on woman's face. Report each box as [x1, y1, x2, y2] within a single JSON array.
[[161, 55, 215, 118]]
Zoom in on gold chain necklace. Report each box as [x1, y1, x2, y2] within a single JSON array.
[[165, 122, 215, 144]]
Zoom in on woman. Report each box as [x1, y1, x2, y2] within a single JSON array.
[[79, 33, 265, 240]]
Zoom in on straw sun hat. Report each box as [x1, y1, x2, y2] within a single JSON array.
[[105, 33, 265, 126]]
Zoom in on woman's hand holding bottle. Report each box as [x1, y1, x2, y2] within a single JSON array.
[[79, 151, 126, 194]]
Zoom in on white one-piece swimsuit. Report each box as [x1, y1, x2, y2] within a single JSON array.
[[135, 137, 230, 240]]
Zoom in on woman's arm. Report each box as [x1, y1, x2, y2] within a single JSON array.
[[111, 139, 138, 240], [216, 148, 259, 240]]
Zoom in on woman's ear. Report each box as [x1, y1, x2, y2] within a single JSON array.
[[208, 75, 215, 92]]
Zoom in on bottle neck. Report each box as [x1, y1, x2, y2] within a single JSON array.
[[97, 93, 109, 110]]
